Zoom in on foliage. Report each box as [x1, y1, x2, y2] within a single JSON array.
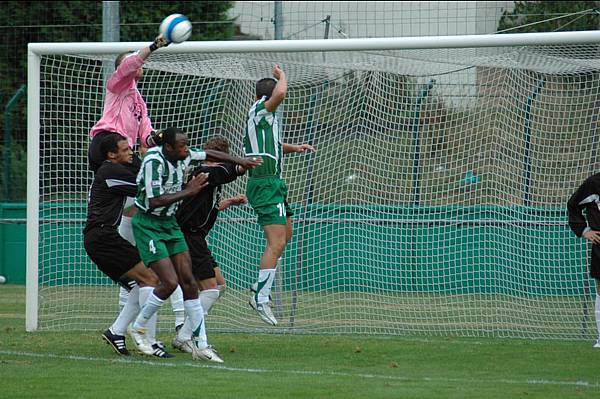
[[119, 1, 235, 41], [498, 1, 600, 33], [0, 1, 235, 96], [0, 1, 235, 201], [0, 143, 26, 202]]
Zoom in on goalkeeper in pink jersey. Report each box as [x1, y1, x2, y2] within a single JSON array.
[[87, 35, 187, 344], [88, 35, 168, 174]]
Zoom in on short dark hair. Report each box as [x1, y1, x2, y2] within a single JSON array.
[[115, 51, 134, 69], [100, 133, 126, 159], [163, 127, 184, 147], [204, 136, 230, 153], [256, 78, 277, 99]]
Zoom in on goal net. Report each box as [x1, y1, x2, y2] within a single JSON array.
[[27, 32, 600, 339]]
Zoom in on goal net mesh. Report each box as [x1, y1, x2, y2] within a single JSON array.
[[35, 43, 600, 339]]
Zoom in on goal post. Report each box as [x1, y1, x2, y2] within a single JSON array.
[[27, 30, 600, 338], [26, 49, 40, 332]]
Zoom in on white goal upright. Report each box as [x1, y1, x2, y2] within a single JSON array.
[[27, 31, 600, 339]]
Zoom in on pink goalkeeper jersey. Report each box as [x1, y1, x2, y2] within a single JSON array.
[[89, 52, 154, 148]]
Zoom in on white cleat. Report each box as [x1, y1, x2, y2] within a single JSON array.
[[192, 345, 224, 363], [594, 339, 600, 348], [250, 282, 272, 301], [172, 336, 194, 354], [129, 326, 154, 355], [249, 294, 277, 326]]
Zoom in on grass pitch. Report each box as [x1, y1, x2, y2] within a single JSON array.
[[1, 284, 599, 399]]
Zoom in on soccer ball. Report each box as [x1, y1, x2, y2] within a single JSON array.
[[159, 14, 192, 44]]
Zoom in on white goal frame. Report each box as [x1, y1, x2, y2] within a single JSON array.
[[26, 30, 600, 331]]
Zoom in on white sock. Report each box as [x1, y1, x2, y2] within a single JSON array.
[[178, 316, 193, 341], [111, 285, 140, 335], [118, 215, 136, 245], [124, 196, 135, 209], [199, 289, 220, 315], [595, 294, 600, 339], [138, 286, 159, 344], [256, 268, 276, 304], [170, 285, 185, 328], [133, 290, 164, 332], [118, 286, 129, 311], [183, 298, 207, 349]]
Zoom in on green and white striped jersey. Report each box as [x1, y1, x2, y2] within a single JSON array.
[[135, 146, 207, 216], [244, 96, 282, 178]]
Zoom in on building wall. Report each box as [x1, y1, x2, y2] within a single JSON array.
[[229, 1, 515, 109], [229, 1, 515, 40]]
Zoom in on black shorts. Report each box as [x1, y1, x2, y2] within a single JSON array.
[[185, 233, 218, 281], [84, 225, 142, 283], [117, 276, 137, 292], [591, 245, 600, 279], [88, 131, 141, 174]]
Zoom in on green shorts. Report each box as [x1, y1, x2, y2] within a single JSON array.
[[246, 177, 294, 226], [132, 211, 188, 266]]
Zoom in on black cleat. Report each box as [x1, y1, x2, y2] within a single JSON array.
[[102, 329, 130, 356], [151, 342, 175, 358]]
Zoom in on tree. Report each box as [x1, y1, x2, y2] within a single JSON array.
[[498, 1, 600, 33], [0, 1, 236, 201], [0, 1, 235, 106]]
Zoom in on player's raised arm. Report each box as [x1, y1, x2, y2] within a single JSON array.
[[218, 194, 248, 211], [204, 149, 262, 169], [137, 35, 170, 61], [264, 64, 288, 112]]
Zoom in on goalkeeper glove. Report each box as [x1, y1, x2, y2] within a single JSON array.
[[149, 35, 169, 52], [146, 129, 164, 147]]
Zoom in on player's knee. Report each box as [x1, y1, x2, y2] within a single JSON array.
[[129, 263, 160, 287], [161, 279, 179, 295], [138, 272, 159, 287], [268, 238, 287, 255], [198, 281, 217, 291], [179, 273, 198, 290], [286, 219, 294, 241], [199, 279, 218, 291]]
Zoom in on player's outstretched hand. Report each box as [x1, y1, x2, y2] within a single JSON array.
[[219, 194, 247, 211], [241, 156, 263, 169], [149, 129, 164, 146], [186, 172, 209, 194], [584, 230, 600, 245], [295, 144, 315, 153], [150, 34, 170, 52], [272, 64, 284, 80], [230, 194, 248, 206]]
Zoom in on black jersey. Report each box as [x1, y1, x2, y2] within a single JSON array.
[[176, 162, 242, 237], [84, 160, 138, 234], [567, 173, 600, 237]]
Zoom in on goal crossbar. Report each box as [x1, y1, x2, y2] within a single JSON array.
[[28, 30, 600, 55]]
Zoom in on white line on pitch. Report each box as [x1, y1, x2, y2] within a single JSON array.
[[1, 350, 599, 388]]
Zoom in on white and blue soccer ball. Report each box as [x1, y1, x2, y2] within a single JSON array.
[[159, 14, 192, 44]]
